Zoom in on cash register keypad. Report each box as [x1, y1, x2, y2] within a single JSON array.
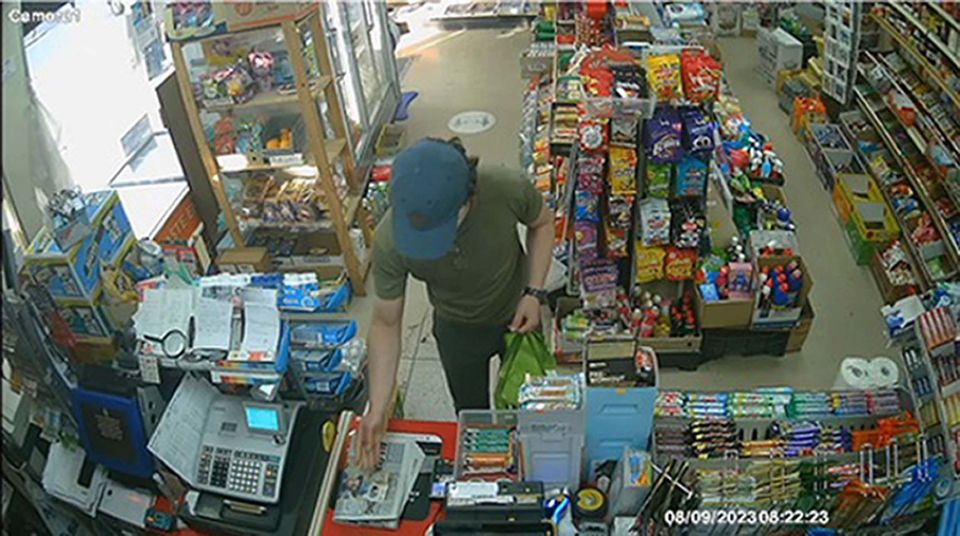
[[196, 446, 283, 500]]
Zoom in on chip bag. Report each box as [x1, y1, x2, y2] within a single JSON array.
[[646, 54, 683, 101], [681, 49, 722, 103], [609, 146, 638, 194], [645, 107, 683, 164], [665, 247, 697, 281], [635, 245, 666, 283]]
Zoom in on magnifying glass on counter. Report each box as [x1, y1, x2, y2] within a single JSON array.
[[143, 329, 189, 359]]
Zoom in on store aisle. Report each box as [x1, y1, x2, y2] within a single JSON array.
[[358, 31, 895, 421], [657, 38, 892, 392]]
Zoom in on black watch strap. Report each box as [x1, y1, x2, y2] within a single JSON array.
[[523, 286, 548, 303]]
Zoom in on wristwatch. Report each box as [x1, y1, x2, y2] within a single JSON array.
[[523, 286, 549, 304]]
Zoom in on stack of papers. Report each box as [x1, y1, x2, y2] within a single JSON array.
[[132, 284, 286, 385], [41, 442, 108, 516], [334, 437, 425, 529]]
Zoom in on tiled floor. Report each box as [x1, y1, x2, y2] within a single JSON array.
[[351, 31, 894, 421]]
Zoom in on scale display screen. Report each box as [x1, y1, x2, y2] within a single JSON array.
[[244, 405, 280, 433]]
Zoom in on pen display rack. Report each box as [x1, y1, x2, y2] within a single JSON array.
[[454, 410, 522, 482]]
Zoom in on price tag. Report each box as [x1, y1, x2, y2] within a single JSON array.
[[139, 354, 161, 384], [268, 153, 304, 167]]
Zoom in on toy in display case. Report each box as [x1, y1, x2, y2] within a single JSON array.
[[165, 1, 218, 41]]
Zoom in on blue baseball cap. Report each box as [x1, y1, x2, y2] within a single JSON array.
[[390, 139, 472, 260]]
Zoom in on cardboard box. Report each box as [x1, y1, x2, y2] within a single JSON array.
[[552, 296, 586, 363], [786, 299, 815, 353], [749, 230, 801, 259], [89, 191, 133, 266], [23, 228, 101, 300], [635, 333, 702, 354], [520, 52, 553, 79], [694, 286, 754, 329], [217, 247, 272, 274], [56, 293, 112, 339], [751, 255, 813, 330], [870, 250, 917, 304], [154, 194, 210, 276]]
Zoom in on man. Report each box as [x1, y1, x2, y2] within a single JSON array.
[[357, 137, 554, 469]]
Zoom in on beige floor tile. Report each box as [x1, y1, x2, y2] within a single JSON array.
[[404, 360, 457, 421], [417, 312, 440, 360], [397, 357, 415, 393]]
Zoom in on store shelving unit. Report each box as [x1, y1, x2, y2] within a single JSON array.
[[433, 0, 538, 22], [852, 83, 960, 281], [901, 315, 960, 500], [872, 12, 960, 121], [838, 108, 933, 291], [822, 1, 861, 105], [169, 6, 372, 295], [888, 2, 960, 72]]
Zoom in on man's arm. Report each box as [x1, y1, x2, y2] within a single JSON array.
[[525, 204, 555, 289], [511, 204, 554, 332], [367, 296, 404, 417], [358, 296, 404, 470]]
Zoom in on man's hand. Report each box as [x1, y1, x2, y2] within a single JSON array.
[[355, 409, 387, 472], [509, 295, 541, 333]]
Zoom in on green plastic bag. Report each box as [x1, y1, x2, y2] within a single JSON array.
[[494, 331, 557, 409]]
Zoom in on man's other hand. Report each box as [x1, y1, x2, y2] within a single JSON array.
[[509, 295, 541, 333]]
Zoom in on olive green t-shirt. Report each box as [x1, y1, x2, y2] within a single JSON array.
[[373, 167, 544, 325]]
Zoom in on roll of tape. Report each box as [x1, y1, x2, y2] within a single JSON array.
[[573, 487, 608, 521]]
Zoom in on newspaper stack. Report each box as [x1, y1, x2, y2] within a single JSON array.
[[333, 436, 425, 529], [41, 441, 108, 516]]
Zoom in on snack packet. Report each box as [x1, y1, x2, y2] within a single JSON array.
[[646, 54, 682, 101], [681, 49, 722, 103]]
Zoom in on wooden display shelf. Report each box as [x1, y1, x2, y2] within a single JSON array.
[[237, 193, 363, 233], [170, 9, 370, 296], [217, 139, 346, 174]]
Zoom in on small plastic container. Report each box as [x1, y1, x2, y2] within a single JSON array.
[[454, 410, 520, 481]]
